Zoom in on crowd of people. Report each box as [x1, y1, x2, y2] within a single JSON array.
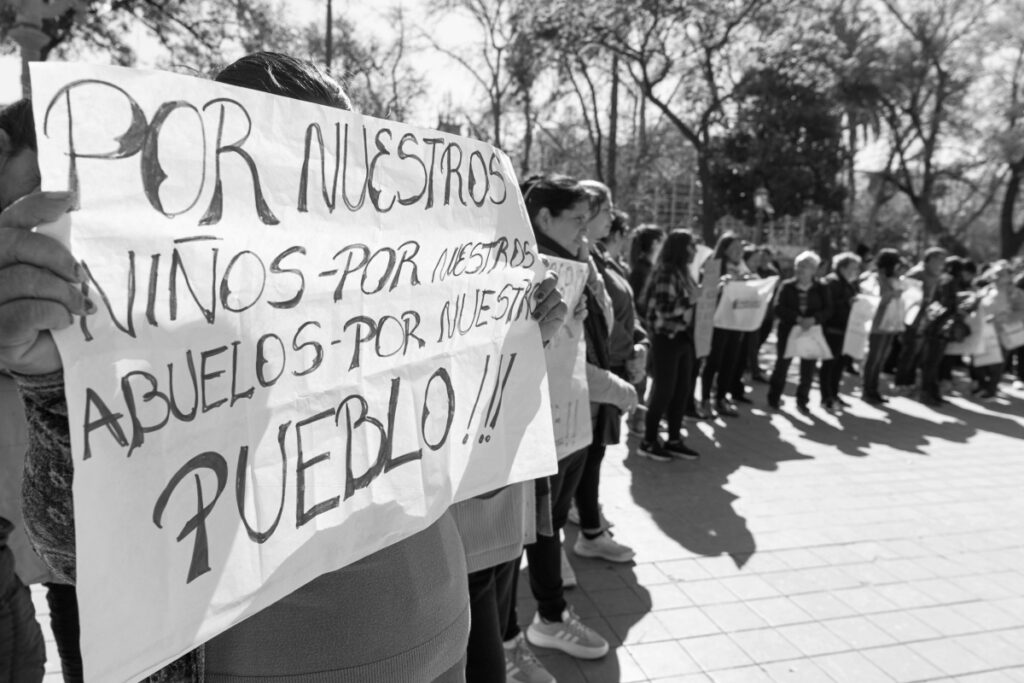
[[2, 51, 1024, 683]]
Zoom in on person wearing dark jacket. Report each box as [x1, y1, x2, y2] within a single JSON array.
[[819, 252, 862, 412], [0, 517, 46, 683], [767, 251, 834, 411]]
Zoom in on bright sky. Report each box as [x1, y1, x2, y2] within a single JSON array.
[[0, 0, 480, 126]]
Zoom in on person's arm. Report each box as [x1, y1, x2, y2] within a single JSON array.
[[813, 281, 834, 326], [774, 282, 799, 324], [585, 363, 637, 411]]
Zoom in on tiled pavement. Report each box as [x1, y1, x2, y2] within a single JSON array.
[[31, 371, 1024, 681]]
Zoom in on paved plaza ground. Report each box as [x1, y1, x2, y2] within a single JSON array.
[[31, 371, 1024, 682]]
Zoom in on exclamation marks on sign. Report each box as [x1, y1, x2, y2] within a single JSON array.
[[463, 353, 518, 445]]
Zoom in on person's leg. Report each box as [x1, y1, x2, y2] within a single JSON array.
[[821, 332, 844, 403], [701, 328, 726, 402], [465, 566, 503, 683], [502, 554, 523, 642], [797, 359, 817, 406], [920, 336, 947, 402], [715, 330, 743, 401], [44, 583, 82, 683], [665, 338, 694, 439], [863, 333, 889, 398], [730, 332, 750, 399], [525, 450, 587, 621], [644, 334, 681, 443], [768, 326, 792, 404], [894, 331, 923, 388], [0, 544, 46, 683], [575, 442, 606, 535]]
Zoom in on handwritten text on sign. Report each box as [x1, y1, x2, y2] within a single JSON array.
[[31, 63, 557, 682]]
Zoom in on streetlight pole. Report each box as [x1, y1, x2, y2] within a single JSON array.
[[4, 0, 84, 98]]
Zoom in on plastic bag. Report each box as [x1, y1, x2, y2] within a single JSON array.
[[784, 325, 834, 360]]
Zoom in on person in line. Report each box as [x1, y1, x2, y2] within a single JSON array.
[[938, 256, 977, 388], [767, 251, 834, 412], [625, 222, 664, 434], [700, 232, 751, 418], [0, 515, 46, 683], [751, 246, 781, 384], [573, 181, 643, 563], [972, 261, 1024, 399], [894, 247, 958, 406], [638, 229, 701, 462], [819, 252, 862, 412], [514, 173, 636, 662], [861, 249, 907, 404], [0, 54, 568, 683]]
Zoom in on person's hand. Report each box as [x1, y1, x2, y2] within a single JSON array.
[[626, 343, 647, 384], [0, 191, 89, 375], [619, 384, 638, 413], [533, 270, 568, 345]]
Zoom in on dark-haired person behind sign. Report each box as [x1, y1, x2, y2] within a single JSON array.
[[0, 53, 567, 683]]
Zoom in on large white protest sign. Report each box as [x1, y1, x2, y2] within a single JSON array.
[[543, 257, 592, 458], [31, 63, 557, 682], [713, 276, 779, 332]]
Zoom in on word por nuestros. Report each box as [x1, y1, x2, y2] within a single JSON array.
[[42, 80, 511, 225]]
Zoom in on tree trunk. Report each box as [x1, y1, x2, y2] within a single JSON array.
[[608, 54, 619, 198], [697, 152, 716, 244], [520, 90, 533, 177], [1000, 161, 1024, 258]]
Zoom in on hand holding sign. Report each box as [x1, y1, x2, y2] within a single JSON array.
[[533, 270, 568, 344], [0, 191, 90, 374]]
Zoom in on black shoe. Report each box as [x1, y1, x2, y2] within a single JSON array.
[[863, 393, 888, 405], [797, 401, 810, 413], [734, 394, 753, 404], [638, 440, 673, 463], [836, 397, 851, 408], [664, 439, 700, 461], [767, 396, 781, 410], [752, 371, 769, 384]]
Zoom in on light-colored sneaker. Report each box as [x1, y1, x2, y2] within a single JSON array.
[[505, 632, 556, 683], [526, 607, 609, 660], [573, 531, 635, 563], [560, 547, 577, 588]]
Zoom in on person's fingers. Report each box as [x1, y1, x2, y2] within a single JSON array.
[[532, 285, 563, 322], [533, 270, 559, 302], [0, 300, 76, 347], [0, 265, 91, 315], [0, 229, 82, 283], [537, 301, 568, 345], [0, 191, 75, 230]]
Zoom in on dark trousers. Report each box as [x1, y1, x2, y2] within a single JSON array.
[[645, 333, 694, 442], [1013, 347, 1024, 380], [973, 362, 1003, 394], [818, 332, 846, 402], [863, 333, 896, 398], [701, 328, 743, 401], [920, 336, 947, 401], [44, 584, 82, 683], [466, 557, 521, 682], [731, 332, 753, 397], [575, 442, 606, 533], [0, 546, 45, 683], [524, 449, 588, 621], [894, 330, 924, 387], [768, 325, 818, 405]]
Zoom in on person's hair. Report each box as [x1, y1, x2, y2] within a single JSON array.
[[874, 248, 903, 278], [832, 251, 861, 271], [654, 229, 695, 274], [712, 231, 740, 263], [215, 52, 352, 110], [629, 224, 664, 269], [742, 244, 759, 264], [794, 250, 821, 270], [943, 255, 967, 279], [923, 246, 947, 266], [519, 174, 588, 225], [579, 179, 611, 217], [0, 99, 36, 153], [604, 208, 629, 242]]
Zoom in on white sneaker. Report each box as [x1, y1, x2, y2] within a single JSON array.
[[573, 531, 635, 563], [504, 632, 556, 683], [560, 547, 577, 588], [526, 607, 609, 660]]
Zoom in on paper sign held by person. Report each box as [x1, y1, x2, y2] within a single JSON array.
[[542, 257, 592, 458], [31, 62, 557, 683], [713, 276, 779, 332]]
